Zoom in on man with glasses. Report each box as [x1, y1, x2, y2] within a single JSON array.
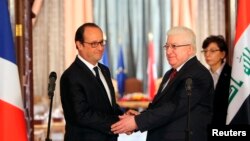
[[111, 26, 214, 141], [60, 23, 123, 141]]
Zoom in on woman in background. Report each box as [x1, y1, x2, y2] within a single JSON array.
[[202, 35, 231, 125]]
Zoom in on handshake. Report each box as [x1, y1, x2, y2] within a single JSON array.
[[111, 109, 140, 135]]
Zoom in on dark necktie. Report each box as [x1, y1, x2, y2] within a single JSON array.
[[161, 69, 177, 92], [94, 67, 103, 83], [93, 67, 112, 105], [93, 67, 107, 92], [169, 69, 177, 81], [94, 67, 101, 79]]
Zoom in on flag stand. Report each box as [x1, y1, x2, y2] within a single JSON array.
[[45, 92, 54, 141]]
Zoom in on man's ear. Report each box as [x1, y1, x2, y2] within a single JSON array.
[[75, 41, 82, 49], [188, 45, 194, 55]]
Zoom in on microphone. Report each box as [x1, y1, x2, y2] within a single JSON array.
[[46, 72, 57, 141], [185, 78, 192, 95], [48, 71, 57, 97], [185, 77, 192, 141]]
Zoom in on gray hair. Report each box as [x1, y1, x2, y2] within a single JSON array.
[[167, 26, 196, 53]]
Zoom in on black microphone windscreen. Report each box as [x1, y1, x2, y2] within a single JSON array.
[[49, 71, 57, 80], [48, 71, 57, 97], [185, 78, 192, 91]]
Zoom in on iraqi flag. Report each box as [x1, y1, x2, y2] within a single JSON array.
[[0, 0, 28, 140], [226, 0, 250, 124]]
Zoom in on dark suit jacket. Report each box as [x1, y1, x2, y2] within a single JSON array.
[[211, 63, 231, 125], [135, 57, 214, 141], [60, 57, 123, 141]]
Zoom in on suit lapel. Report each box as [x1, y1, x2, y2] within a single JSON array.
[[98, 64, 116, 107], [75, 57, 95, 77], [75, 57, 113, 108], [152, 70, 171, 103], [152, 57, 198, 104], [153, 70, 181, 103], [215, 63, 231, 90]]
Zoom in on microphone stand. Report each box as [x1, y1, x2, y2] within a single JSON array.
[[185, 88, 192, 141], [45, 91, 54, 141]]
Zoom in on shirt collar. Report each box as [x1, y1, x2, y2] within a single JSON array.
[[210, 61, 226, 76], [77, 55, 98, 71], [175, 56, 195, 72]]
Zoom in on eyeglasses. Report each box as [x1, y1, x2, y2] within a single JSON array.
[[163, 44, 191, 50], [201, 49, 220, 54], [83, 40, 106, 48]]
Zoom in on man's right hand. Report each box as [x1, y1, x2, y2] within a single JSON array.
[[125, 109, 140, 116]]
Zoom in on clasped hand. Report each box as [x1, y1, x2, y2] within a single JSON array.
[[111, 109, 140, 135]]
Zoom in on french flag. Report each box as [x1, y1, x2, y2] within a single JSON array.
[[0, 0, 28, 140]]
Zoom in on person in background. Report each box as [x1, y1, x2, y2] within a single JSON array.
[[202, 35, 231, 125], [111, 26, 214, 141], [60, 23, 123, 141]]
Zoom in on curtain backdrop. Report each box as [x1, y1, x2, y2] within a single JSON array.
[[195, 0, 226, 67], [94, 0, 171, 91], [32, 0, 64, 109], [32, 0, 93, 110], [93, 0, 225, 92], [64, 0, 93, 68]]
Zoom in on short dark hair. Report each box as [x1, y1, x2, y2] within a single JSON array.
[[74, 23, 101, 43], [202, 35, 228, 56]]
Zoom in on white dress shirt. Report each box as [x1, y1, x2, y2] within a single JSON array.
[[210, 61, 225, 88]]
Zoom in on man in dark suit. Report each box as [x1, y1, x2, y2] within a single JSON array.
[[111, 26, 214, 141], [60, 23, 123, 141]]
